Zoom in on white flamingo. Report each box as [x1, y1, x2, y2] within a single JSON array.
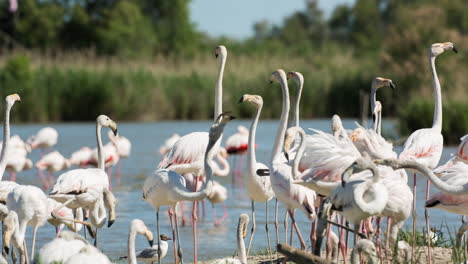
[[5, 150, 32, 182], [0, 94, 21, 181], [69, 147, 93, 167], [350, 239, 378, 264], [48, 115, 118, 246], [63, 244, 112, 264], [239, 94, 274, 255], [143, 113, 234, 264], [35, 151, 71, 189], [127, 219, 157, 264], [210, 214, 249, 264], [225, 125, 248, 184], [399, 42, 457, 259], [269, 69, 316, 250], [27, 127, 58, 154], [36, 231, 89, 264], [3, 185, 48, 262]]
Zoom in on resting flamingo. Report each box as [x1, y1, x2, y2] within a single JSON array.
[[108, 130, 131, 183], [35, 151, 71, 189], [48, 115, 118, 246], [143, 113, 234, 264], [269, 69, 316, 250], [27, 127, 58, 154], [159, 134, 180, 156], [210, 214, 249, 264], [37, 231, 89, 264], [64, 244, 112, 264], [398, 42, 457, 260], [239, 94, 274, 255]]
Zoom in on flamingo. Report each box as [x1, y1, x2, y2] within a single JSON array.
[[63, 244, 112, 264], [108, 130, 131, 183], [350, 239, 378, 264], [69, 147, 93, 167], [372, 101, 382, 135], [46, 198, 84, 235], [87, 142, 120, 185], [239, 94, 274, 255], [269, 69, 316, 250], [143, 113, 234, 264], [398, 42, 457, 260], [211, 147, 230, 177], [48, 115, 118, 246], [369, 77, 395, 131], [3, 185, 48, 262], [225, 125, 248, 184], [0, 94, 21, 181], [436, 134, 468, 170], [27, 127, 58, 154], [35, 151, 71, 189], [127, 219, 157, 264], [36, 231, 89, 264], [159, 134, 180, 156], [5, 150, 32, 182], [210, 213, 249, 264]]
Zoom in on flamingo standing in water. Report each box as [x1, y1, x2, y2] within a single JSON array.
[[157, 45, 227, 264], [269, 69, 316, 250], [86, 142, 120, 187], [108, 130, 131, 184], [35, 151, 71, 189], [399, 42, 457, 261], [239, 94, 274, 256], [143, 113, 234, 264], [69, 147, 93, 167], [27, 127, 58, 155], [225, 125, 248, 186]]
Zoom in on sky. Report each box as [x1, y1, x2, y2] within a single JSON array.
[[190, 0, 353, 39]]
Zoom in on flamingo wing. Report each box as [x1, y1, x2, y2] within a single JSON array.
[[399, 128, 443, 169], [158, 132, 210, 170]]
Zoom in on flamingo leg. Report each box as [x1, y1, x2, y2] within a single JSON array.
[[23, 240, 29, 264], [48, 171, 54, 186], [192, 176, 200, 264], [274, 199, 279, 260], [412, 172, 417, 249], [265, 200, 272, 258], [338, 216, 347, 264], [31, 225, 39, 261], [213, 204, 219, 227], [237, 155, 243, 189], [311, 219, 316, 250], [325, 214, 332, 258], [247, 201, 256, 256], [94, 228, 98, 248], [180, 201, 187, 227], [117, 160, 122, 186], [376, 217, 383, 262], [284, 210, 288, 245], [231, 156, 237, 185], [425, 180, 432, 264], [168, 208, 178, 264], [37, 169, 49, 190], [221, 202, 228, 222], [202, 199, 206, 218], [156, 208, 162, 264], [9, 172, 15, 182], [385, 217, 392, 264], [289, 210, 306, 250], [174, 206, 184, 264]]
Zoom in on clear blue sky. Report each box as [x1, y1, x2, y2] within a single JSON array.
[[190, 0, 353, 39]]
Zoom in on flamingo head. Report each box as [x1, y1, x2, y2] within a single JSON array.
[[5, 94, 21, 106], [270, 69, 287, 84], [238, 213, 250, 238], [430, 42, 457, 57], [3, 211, 18, 254], [215, 45, 227, 59], [130, 219, 154, 247], [96, 115, 118, 136], [287, 71, 304, 88], [284, 127, 299, 153], [239, 94, 263, 107], [331, 115, 344, 135], [372, 77, 395, 90]]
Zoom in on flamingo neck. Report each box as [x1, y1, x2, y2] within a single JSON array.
[[96, 123, 104, 170], [212, 153, 230, 177], [247, 103, 262, 176], [293, 129, 306, 179], [377, 108, 382, 136], [0, 103, 12, 179], [370, 87, 377, 115], [214, 54, 226, 121], [128, 229, 137, 264], [237, 223, 247, 264], [293, 82, 303, 127], [271, 77, 290, 163], [430, 55, 442, 132]]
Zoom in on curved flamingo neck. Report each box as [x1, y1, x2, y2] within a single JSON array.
[[370, 87, 377, 115], [128, 229, 137, 264], [430, 55, 442, 132], [247, 103, 262, 175], [0, 102, 12, 179], [212, 153, 230, 177], [96, 123, 104, 170], [293, 129, 306, 179], [293, 82, 303, 127], [237, 221, 247, 264], [214, 53, 226, 121], [271, 77, 290, 163]]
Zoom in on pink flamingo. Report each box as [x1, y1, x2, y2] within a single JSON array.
[[69, 147, 93, 167], [159, 134, 180, 156], [157, 45, 227, 264], [27, 127, 58, 155], [399, 42, 457, 262], [35, 151, 71, 189]]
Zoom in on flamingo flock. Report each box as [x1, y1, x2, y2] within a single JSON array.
[[0, 42, 466, 264]]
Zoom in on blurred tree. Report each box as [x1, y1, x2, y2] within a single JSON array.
[[95, 0, 157, 58], [253, 20, 271, 41], [350, 0, 383, 52], [329, 4, 352, 42]]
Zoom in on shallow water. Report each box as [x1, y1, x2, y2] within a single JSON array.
[[8, 119, 460, 263]]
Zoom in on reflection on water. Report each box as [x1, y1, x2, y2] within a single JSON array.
[[9, 119, 459, 262]]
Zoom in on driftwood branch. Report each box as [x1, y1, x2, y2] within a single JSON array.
[[277, 243, 331, 264]]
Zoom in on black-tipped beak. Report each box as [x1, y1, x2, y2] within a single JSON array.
[[18, 99, 22, 103], [229, 116, 236, 120], [284, 152, 289, 162], [453, 46, 458, 53], [86, 225, 96, 239], [108, 219, 115, 228], [389, 82, 396, 90], [238, 96, 244, 103], [112, 128, 118, 136], [149, 239, 154, 247], [4, 246, 8, 255]]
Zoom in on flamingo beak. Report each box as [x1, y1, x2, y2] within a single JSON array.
[[453, 46, 458, 53], [389, 82, 396, 90], [149, 239, 154, 247]]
